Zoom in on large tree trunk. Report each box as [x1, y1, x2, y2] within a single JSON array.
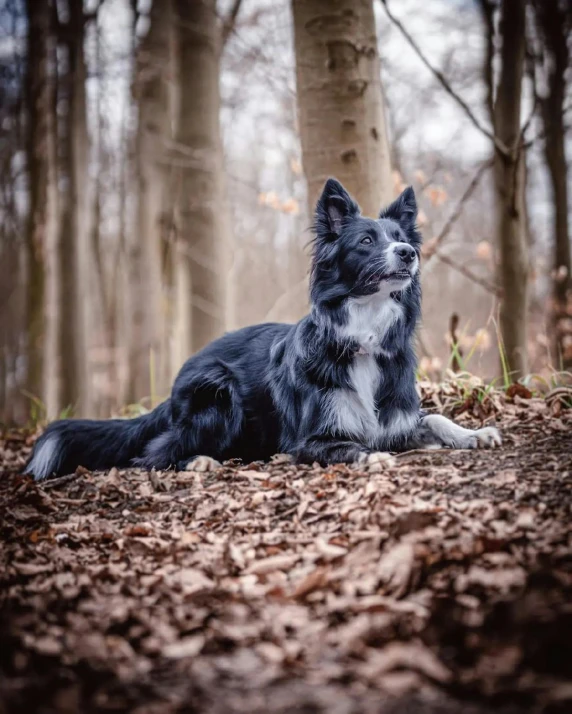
[[128, 0, 175, 403], [24, 0, 57, 406], [493, 0, 528, 380], [535, 1, 571, 368], [291, 0, 393, 216], [173, 0, 228, 358], [57, 0, 91, 415]]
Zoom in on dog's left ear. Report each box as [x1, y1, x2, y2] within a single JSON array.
[[315, 178, 360, 239], [379, 186, 417, 232]]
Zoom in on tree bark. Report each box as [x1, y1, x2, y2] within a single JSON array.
[[24, 0, 57, 406], [477, 0, 495, 128], [173, 0, 229, 356], [291, 0, 393, 217], [493, 0, 528, 380], [128, 0, 175, 402], [57, 0, 91, 415], [535, 1, 571, 368]]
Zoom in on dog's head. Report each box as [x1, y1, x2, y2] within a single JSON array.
[[310, 178, 422, 309]]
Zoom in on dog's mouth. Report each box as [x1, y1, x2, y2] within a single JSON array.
[[366, 270, 411, 285], [383, 270, 412, 281]]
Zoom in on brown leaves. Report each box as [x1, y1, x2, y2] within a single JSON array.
[[378, 541, 417, 598], [246, 553, 300, 575], [12, 561, 54, 576], [506, 383, 533, 400], [293, 567, 329, 600], [362, 640, 453, 684], [1, 409, 571, 713]]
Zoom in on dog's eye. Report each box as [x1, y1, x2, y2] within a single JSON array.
[[360, 237, 372, 245]]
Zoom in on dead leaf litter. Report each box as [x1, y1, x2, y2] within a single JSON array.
[[1, 389, 571, 713]]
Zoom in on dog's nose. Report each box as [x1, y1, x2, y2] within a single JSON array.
[[394, 243, 416, 265]]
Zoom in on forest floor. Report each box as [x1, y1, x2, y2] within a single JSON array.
[[1, 383, 571, 714]]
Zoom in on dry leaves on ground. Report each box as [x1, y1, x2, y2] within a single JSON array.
[[0, 391, 571, 713]]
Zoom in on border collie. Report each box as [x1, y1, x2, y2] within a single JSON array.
[[26, 179, 500, 481]]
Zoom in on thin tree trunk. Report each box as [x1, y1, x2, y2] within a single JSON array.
[[58, 0, 91, 415], [128, 0, 175, 402], [477, 0, 495, 127], [44, 0, 61, 420], [546, 115, 572, 367], [161, 7, 180, 389], [24, 0, 54, 405], [535, 1, 571, 368], [493, 0, 528, 380], [174, 0, 228, 356], [89, 8, 116, 415], [291, 0, 393, 216]]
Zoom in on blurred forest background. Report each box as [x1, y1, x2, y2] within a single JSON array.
[[0, 0, 570, 424]]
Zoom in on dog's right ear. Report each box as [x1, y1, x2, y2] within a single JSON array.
[[314, 178, 360, 239], [379, 186, 417, 232]]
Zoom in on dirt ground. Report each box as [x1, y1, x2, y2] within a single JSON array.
[[1, 385, 571, 714]]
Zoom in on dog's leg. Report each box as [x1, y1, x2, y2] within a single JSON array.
[[134, 364, 244, 470], [409, 413, 501, 450], [295, 436, 397, 470], [295, 436, 367, 465]]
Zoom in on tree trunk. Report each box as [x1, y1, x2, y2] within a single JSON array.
[[291, 0, 393, 217], [545, 112, 572, 368], [173, 0, 228, 357], [24, 0, 57, 406], [493, 0, 528, 380], [477, 0, 495, 127], [128, 0, 175, 402], [57, 0, 91, 415], [535, 1, 571, 368]]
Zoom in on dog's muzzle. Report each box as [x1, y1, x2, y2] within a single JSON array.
[[384, 242, 418, 280], [394, 243, 416, 265]]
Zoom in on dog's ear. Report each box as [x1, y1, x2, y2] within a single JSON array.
[[379, 186, 417, 232], [315, 178, 360, 239]]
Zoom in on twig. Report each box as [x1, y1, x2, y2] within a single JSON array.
[[424, 158, 494, 262], [393, 448, 445, 459], [433, 252, 501, 297], [449, 313, 463, 373], [84, 0, 106, 23], [42, 472, 83, 490], [519, 94, 539, 152], [222, 0, 244, 47], [379, 0, 511, 158], [546, 386, 572, 402]]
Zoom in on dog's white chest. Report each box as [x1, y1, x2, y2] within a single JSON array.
[[340, 293, 403, 355], [327, 295, 417, 447], [328, 354, 381, 446], [328, 363, 418, 447]]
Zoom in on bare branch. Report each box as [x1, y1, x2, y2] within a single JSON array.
[[424, 158, 494, 262], [84, 0, 106, 23], [379, 0, 511, 158], [222, 0, 244, 47], [433, 251, 501, 297]]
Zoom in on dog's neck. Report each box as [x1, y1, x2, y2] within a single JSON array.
[[311, 290, 405, 358], [341, 292, 404, 356]]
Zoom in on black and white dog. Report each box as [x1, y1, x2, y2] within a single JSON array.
[[26, 178, 500, 481]]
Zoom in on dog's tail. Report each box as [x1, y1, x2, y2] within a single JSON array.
[[24, 400, 171, 481]]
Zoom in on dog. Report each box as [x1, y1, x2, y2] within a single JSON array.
[[25, 178, 501, 481]]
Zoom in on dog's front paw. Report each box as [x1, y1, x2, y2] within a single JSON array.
[[471, 426, 502, 448], [461, 426, 501, 449], [356, 451, 396, 472], [184, 455, 222, 472]]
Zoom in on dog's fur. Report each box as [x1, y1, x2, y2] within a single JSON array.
[[25, 179, 500, 481]]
